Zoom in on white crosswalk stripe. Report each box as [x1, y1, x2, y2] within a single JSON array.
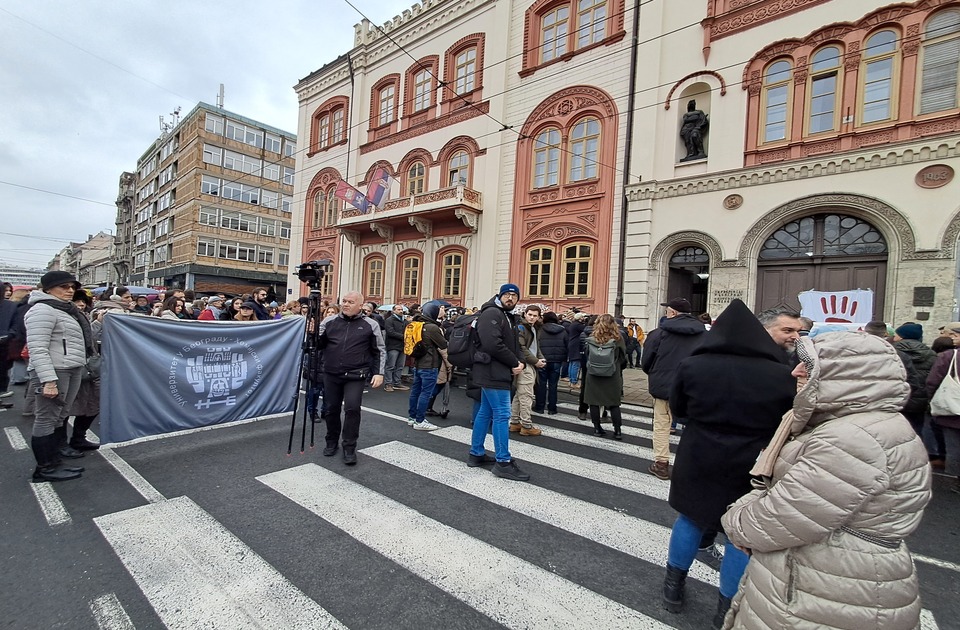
[[360, 440, 718, 586], [94, 496, 348, 630], [550, 404, 681, 444], [258, 463, 677, 630]]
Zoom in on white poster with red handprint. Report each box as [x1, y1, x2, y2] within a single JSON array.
[[798, 289, 874, 324]]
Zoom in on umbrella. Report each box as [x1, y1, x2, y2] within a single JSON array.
[[377, 303, 409, 313]]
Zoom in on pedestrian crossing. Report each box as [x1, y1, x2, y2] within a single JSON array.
[[8, 401, 949, 629]]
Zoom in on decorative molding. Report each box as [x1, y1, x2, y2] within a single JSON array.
[[409, 216, 433, 237], [664, 71, 727, 110], [359, 101, 490, 154], [723, 194, 743, 209], [734, 193, 934, 264], [522, 85, 617, 135], [801, 139, 839, 156], [340, 229, 360, 245], [939, 204, 960, 254], [650, 231, 731, 270], [853, 129, 897, 148], [370, 222, 394, 241], [705, 0, 829, 44], [454, 208, 479, 233], [529, 224, 592, 241]]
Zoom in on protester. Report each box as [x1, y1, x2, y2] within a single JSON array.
[[582, 314, 628, 439], [158, 297, 186, 320], [641, 297, 706, 480], [565, 312, 587, 390], [721, 333, 931, 629], [132, 295, 152, 314], [24, 271, 93, 482], [235, 302, 258, 322], [383, 304, 409, 392], [222, 298, 243, 321], [533, 311, 567, 415], [469, 283, 528, 481], [0, 284, 16, 399], [250, 287, 271, 321], [407, 300, 448, 431], [927, 331, 960, 495], [67, 291, 101, 452], [316, 291, 384, 465], [509, 304, 545, 436], [661, 300, 795, 626], [197, 296, 226, 320]]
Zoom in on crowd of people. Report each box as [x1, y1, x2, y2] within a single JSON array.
[[2, 273, 957, 629]]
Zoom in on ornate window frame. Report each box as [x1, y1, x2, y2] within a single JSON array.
[[858, 29, 901, 126], [399, 148, 434, 196], [520, 0, 626, 77], [435, 246, 467, 301], [442, 34, 485, 116], [525, 245, 556, 299], [403, 56, 439, 126], [308, 95, 349, 157], [363, 254, 386, 300], [397, 250, 423, 300], [560, 241, 594, 298], [368, 74, 400, 143]]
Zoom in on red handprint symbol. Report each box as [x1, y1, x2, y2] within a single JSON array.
[[820, 294, 859, 323]]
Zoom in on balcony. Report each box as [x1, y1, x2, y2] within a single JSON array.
[[338, 184, 482, 243]]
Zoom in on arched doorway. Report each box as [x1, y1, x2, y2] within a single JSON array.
[[667, 246, 709, 314], [756, 213, 888, 316]]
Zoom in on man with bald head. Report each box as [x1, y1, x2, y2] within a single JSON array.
[[316, 291, 385, 465]]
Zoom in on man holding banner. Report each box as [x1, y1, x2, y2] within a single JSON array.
[[316, 291, 385, 465]]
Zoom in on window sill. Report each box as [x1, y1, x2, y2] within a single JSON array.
[[519, 31, 626, 78], [306, 138, 348, 159]]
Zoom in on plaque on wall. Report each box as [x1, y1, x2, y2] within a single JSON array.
[[915, 165, 954, 189], [723, 194, 743, 209]]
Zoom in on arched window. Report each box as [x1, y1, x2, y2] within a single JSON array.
[[399, 254, 421, 299], [378, 84, 396, 125], [533, 127, 561, 188], [407, 161, 427, 195], [920, 9, 960, 114], [311, 190, 323, 230], [526, 246, 555, 297], [761, 61, 791, 144], [310, 97, 348, 154], [403, 57, 439, 121], [438, 250, 464, 299], [759, 214, 887, 259], [448, 151, 470, 186], [569, 117, 600, 181], [324, 190, 339, 227], [364, 256, 384, 298], [861, 30, 898, 124], [808, 46, 842, 134], [562, 243, 592, 297]]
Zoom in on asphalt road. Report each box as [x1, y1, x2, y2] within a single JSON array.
[[1, 379, 958, 629]]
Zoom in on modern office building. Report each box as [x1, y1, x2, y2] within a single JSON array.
[[124, 102, 297, 295]]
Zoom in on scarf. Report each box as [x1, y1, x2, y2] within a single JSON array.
[[44, 298, 95, 357], [750, 409, 808, 478]]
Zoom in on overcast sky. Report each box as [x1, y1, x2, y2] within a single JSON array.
[[0, 0, 412, 272]]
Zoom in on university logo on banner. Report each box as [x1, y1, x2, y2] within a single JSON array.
[[334, 179, 370, 213], [99, 315, 305, 443]]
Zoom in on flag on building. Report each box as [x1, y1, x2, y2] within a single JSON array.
[[365, 167, 392, 208], [335, 180, 370, 213]]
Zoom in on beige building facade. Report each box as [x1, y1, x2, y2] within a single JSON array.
[[290, 0, 960, 334], [625, 0, 960, 333]]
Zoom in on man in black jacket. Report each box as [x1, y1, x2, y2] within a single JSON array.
[[469, 283, 529, 481], [382, 304, 409, 392], [641, 297, 706, 480], [316, 291, 385, 465]]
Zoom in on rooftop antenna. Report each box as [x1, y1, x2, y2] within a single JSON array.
[[159, 106, 181, 137], [217, 83, 225, 109]]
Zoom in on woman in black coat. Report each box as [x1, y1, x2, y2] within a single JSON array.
[[661, 299, 795, 625], [534, 312, 568, 414]]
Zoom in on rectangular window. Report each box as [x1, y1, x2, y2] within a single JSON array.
[[862, 57, 894, 123], [527, 247, 553, 297], [562, 244, 591, 297], [199, 207, 218, 226], [205, 114, 224, 135], [414, 70, 432, 112], [153, 245, 168, 263], [160, 140, 175, 161], [202, 144, 222, 165], [284, 141, 296, 158], [157, 190, 174, 212], [259, 220, 277, 237], [265, 133, 281, 153], [920, 38, 960, 114], [379, 85, 395, 125], [541, 7, 569, 62], [809, 74, 838, 134], [333, 109, 345, 143], [220, 211, 240, 231], [366, 258, 384, 297], [279, 222, 291, 239], [764, 85, 789, 142], [441, 252, 463, 298], [201, 175, 220, 196], [319, 114, 330, 148], [278, 250, 290, 267], [258, 249, 274, 264], [260, 190, 279, 209], [197, 239, 217, 257], [282, 166, 295, 186], [223, 150, 261, 176], [455, 49, 476, 94], [401, 256, 420, 298], [222, 181, 242, 201], [533, 129, 561, 188], [576, 0, 606, 49], [226, 120, 264, 148], [159, 164, 175, 186], [280, 195, 292, 213], [263, 162, 280, 181]]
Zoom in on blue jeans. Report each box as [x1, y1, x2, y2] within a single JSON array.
[[667, 514, 749, 598], [306, 382, 325, 418], [470, 388, 512, 462], [408, 368, 439, 423], [568, 360, 581, 385], [385, 349, 406, 387], [534, 362, 562, 412]]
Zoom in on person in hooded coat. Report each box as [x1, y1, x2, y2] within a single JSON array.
[[662, 299, 796, 627], [534, 311, 568, 414], [720, 333, 931, 630]]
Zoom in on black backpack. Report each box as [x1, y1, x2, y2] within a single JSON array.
[[446, 313, 481, 369]]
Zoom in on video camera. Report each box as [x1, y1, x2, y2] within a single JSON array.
[[293, 259, 331, 288]]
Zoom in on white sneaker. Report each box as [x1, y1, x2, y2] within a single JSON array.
[[413, 420, 439, 431], [0, 391, 12, 399], [407, 418, 416, 427]]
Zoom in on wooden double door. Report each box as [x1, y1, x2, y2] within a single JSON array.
[[756, 257, 886, 316]]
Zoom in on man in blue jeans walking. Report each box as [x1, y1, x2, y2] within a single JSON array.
[[407, 300, 449, 431], [468, 283, 528, 481]]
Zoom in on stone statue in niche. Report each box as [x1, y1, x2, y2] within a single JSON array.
[[679, 99, 709, 162]]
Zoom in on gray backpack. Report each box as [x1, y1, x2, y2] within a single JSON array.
[[585, 338, 617, 377]]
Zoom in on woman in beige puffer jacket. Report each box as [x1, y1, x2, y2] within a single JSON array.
[[721, 332, 931, 630]]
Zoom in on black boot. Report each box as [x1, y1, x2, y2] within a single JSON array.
[[53, 425, 85, 459], [662, 565, 687, 613], [713, 594, 732, 629], [70, 415, 100, 450], [322, 441, 338, 457], [31, 434, 82, 482], [342, 446, 357, 466]]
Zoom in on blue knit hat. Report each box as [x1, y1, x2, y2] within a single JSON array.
[[894, 323, 923, 340], [498, 283, 521, 298]]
